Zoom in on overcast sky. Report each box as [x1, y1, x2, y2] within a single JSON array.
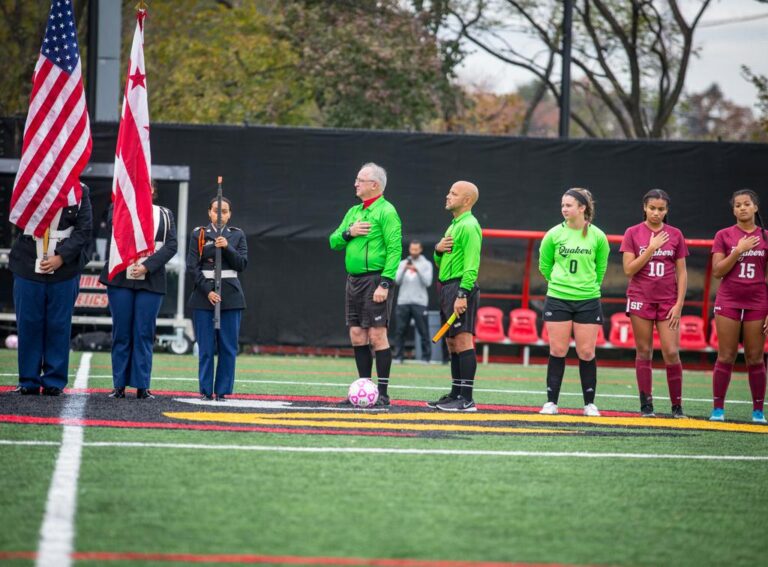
[[457, 0, 768, 111]]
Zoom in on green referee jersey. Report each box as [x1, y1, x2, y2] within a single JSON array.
[[538, 222, 610, 300], [329, 196, 402, 279], [434, 210, 482, 291]]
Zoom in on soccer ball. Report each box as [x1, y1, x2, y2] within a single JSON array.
[[4, 334, 18, 349], [347, 378, 379, 408]]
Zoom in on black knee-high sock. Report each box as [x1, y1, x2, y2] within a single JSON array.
[[458, 349, 477, 401], [450, 353, 461, 397], [353, 345, 373, 378], [546, 355, 566, 404], [375, 348, 392, 396], [579, 357, 597, 405]]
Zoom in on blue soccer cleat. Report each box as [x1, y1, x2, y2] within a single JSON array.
[[709, 408, 725, 422], [752, 410, 767, 424]]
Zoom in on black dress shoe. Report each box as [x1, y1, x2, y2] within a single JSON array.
[[41, 387, 63, 396], [108, 388, 126, 398], [136, 389, 155, 399], [17, 386, 40, 395]]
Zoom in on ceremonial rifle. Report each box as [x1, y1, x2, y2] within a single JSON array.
[[214, 176, 223, 330]]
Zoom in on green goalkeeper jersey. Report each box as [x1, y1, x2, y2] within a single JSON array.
[[538, 222, 610, 300]]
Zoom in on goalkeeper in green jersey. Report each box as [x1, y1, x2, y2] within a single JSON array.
[[538, 188, 610, 417]]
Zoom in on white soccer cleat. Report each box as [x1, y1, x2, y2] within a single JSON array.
[[583, 403, 601, 417], [539, 402, 558, 415]]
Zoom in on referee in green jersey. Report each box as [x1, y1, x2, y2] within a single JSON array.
[[428, 181, 482, 412], [330, 162, 403, 407], [538, 188, 609, 417]]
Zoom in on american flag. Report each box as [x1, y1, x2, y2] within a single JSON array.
[[108, 8, 154, 280], [9, 0, 92, 238]]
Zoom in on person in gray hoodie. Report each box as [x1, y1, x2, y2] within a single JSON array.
[[393, 240, 434, 363]]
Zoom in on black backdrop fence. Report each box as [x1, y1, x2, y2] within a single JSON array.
[[1, 118, 766, 346]]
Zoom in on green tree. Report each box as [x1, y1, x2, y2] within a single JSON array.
[[0, 0, 88, 117], [742, 66, 768, 135], [130, 1, 315, 125], [284, 0, 463, 130]]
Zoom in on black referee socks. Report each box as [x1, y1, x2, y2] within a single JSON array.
[[458, 349, 477, 401], [579, 357, 597, 405], [375, 348, 392, 396], [546, 355, 566, 404], [450, 353, 461, 397], [353, 345, 373, 379]]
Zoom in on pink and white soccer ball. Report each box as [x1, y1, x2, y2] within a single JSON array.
[[347, 378, 379, 408], [5, 334, 18, 349]]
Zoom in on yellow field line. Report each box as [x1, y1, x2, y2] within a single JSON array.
[[164, 412, 576, 435], [165, 411, 768, 434]]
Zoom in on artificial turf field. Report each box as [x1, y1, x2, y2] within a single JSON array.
[[0, 349, 766, 567]]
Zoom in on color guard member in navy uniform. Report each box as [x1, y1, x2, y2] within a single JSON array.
[[10, 183, 93, 396], [187, 197, 247, 401], [100, 183, 178, 399]]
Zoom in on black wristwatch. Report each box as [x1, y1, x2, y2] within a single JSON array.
[[379, 280, 391, 290], [342, 230, 352, 242], [456, 289, 468, 299]]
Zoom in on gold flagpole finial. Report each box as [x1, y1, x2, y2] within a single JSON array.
[[136, 0, 148, 11]]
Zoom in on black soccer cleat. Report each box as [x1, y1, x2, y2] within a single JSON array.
[[200, 394, 214, 401], [108, 388, 126, 399], [640, 404, 656, 417], [215, 394, 227, 402], [41, 387, 63, 396], [136, 389, 155, 399], [17, 386, 40, 395], [426, 393, 455, 409], [436, 396, 476, 412], [373, 394, 391, 407], [671, 405, 687, 419]]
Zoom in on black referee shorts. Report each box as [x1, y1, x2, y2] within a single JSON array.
[[345, 273, 394, 328], [438, 279, 479, 337]]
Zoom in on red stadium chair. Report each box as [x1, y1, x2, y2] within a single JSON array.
[[508, 308, 540, 344], [652, 326, 661, 349], [679, 315, 707, 350], [709, 323, 718, 350], [608, 312, 635, 348], [475, 307, 505, 343], [595, 324, 607, 346]]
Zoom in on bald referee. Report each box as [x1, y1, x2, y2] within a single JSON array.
[[428, 181, 482, 412], [330, 162, 403, 407]]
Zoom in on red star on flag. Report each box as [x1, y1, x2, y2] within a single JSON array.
[[129, 69, 146, 89]]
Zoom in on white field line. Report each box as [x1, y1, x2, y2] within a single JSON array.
[[0, 373, 754, 405], [1, 438, 766, 461], [35, 353, 91, 567]]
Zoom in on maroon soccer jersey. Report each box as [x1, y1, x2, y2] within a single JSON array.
[[712, 226, 768, 309], [620, 223, 689, 302]]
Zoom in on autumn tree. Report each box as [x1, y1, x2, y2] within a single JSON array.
[[673, 83, 766, 142], [433, 0, 715, 138]]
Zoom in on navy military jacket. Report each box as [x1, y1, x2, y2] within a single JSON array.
[[9, 185, 93, 283], [186, 224, 248, 311], [98, 205, 178, 294]]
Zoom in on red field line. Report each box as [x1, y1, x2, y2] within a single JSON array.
[[0, 414, 416, 437], [0, 550, 580, 566], [0, 387, 638, 417]]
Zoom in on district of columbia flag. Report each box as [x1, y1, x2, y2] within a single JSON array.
[[9, 0, 92, 237], [108, 7, 154, 280]]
